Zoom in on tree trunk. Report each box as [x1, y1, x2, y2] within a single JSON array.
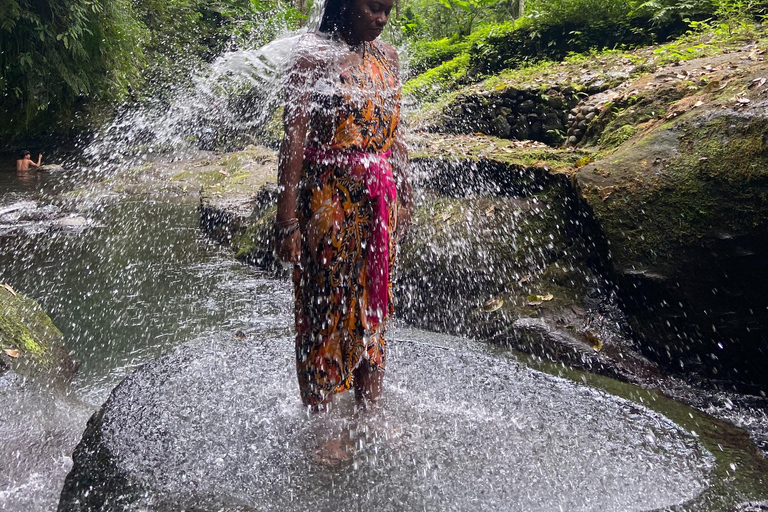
[[519, 0, 525, 17]]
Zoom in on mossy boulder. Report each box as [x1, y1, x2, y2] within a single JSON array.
[[0, 286, 78, 381], [575, 92, 768, 392], [396, 147, 661, 383], [197, 146, 280, 268]]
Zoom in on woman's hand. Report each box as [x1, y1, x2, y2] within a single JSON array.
[[275, 217, 301, 263], [395, 200, 412, 243], [276, 228, 301, 264]]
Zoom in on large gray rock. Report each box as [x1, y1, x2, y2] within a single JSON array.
[[58, 334, 720, 512]]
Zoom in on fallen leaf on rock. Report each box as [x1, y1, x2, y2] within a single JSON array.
[[599, 187, 616, 202], [737, 96, 751, 104], [527, 294, 553, 304], [218, 170, 229, 176], [694, 100, 704, 108], [483, 298, 504, 312], [0, 283, 17, 296], [3, 348, 20, 358], [485, 205, 496, 217], [518, 274, 532, 284], [749, 77, 767, 89], [583, 331, 603, 351]]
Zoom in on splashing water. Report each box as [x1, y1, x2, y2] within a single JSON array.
[[80, 0, 333, 176], [2, 4, 768, 510]]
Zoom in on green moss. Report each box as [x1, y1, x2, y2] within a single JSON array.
[[600, 124, 637, 149], [18, 332, 45, 356], [0, 289, 63, 369], [404, 54, 471, 102], [233, 205, 277, 262], [170, 169, 225, 186], [409, 133, 590, 173], [578, 108, 768, 271]]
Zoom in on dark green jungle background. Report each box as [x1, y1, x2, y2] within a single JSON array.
[[2, 0, 767, 145]]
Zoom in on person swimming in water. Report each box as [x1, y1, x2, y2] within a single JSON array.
[[16, 151, 42, 171]]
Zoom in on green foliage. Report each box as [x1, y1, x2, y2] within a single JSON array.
[[632, 0, 717, 24], [400, 0, 768, 103], [398, 0, 519, 41], [528, 0, 635, 26], [0, 0, 147, 134], [434, 0, 506, 35], [403, 54, 471, 101], [407, 37, 471, 76], [1, 0, 304, 141]]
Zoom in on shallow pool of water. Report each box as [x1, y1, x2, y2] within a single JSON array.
[[0, 170, 766, 511]]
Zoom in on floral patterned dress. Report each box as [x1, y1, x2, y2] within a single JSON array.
[[294, 39, 401, 405]]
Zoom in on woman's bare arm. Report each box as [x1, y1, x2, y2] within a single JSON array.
[[276, 54, 314, 263], [30, 154, 42, 167]]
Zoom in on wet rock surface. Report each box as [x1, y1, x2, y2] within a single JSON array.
[[59, 333, 719, 512], [0, 199, 92, 236], [0, 372, 90, 511], [412, 45, 768, 394], [396, 153, 659, 386], [574, 59, 768, 393]]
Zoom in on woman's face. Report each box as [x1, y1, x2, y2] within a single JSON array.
[[344, 0, 394, 43]]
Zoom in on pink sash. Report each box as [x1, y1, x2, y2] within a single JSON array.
[[304, 147, 396, 324]]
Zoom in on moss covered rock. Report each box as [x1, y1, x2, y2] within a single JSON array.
[[575, 79, 768, 392], [0, 286, 78, 381], [196, 146, 280, 269], [396, 147, 661, 383]]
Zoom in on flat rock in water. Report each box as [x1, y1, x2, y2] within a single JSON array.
[[59, 334, 714, 512], [38, 164, 65, 172], [52, 215, 88, 229]]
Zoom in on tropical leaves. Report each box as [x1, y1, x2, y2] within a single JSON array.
[[632, 0, 717, 24]]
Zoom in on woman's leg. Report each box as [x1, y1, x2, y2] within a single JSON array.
[[303, 392, 334, 412], [353, 359, 384, 404]]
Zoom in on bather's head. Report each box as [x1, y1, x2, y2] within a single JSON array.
[[319, 0, 394, 44], [19, 150, 30, 160]]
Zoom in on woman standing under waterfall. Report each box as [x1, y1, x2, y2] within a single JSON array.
[[275, 0, 412, 411]]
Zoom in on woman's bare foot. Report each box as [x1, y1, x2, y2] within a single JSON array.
[[314, 437, 353, 467]]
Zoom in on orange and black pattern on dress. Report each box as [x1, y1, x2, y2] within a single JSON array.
[[295, 40, 400, 405]]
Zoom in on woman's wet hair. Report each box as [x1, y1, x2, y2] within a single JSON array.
[[318, 0, 347, 35], [19, 150, 29, 159]]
